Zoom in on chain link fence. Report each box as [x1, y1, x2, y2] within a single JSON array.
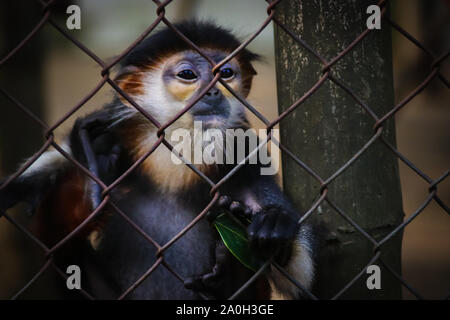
[[0, 0, 448, 300]]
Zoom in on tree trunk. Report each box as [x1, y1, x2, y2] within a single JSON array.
[[273, 0, 404, 299]]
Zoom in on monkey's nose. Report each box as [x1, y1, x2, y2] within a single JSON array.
[[201, 87, 223, 106], [205, 88, 220, 97], [191, 86, 229, 118]]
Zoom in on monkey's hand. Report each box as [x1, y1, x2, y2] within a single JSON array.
[[206, 195, 252, 223], [184, 196, 255, 298], [210, 195, 299, 267], [184, 240, 232, 299], [248, 205, 299, 267], [71, 111, 123, 184]]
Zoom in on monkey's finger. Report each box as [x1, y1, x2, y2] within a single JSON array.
[[247, 212, 265, 243], [229, 201, 246, 216], [243, 207, 253, 219], [260, 212, 283, 258], [217, 195, 231, 208], [271, 211, 298, 242], [265, 211, 297, 262], [202, 269, 224, 289], [207, 195, 231, 222], [248, 213, 277, 259], [184, 276, 206, 291]]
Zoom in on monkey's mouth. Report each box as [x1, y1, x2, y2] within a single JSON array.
[[190, 100, 230, 128]]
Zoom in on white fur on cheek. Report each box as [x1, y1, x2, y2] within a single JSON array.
[[139, 66, 186, 126]]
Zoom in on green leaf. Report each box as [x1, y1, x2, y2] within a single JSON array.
[[213, 213, 261, 271]]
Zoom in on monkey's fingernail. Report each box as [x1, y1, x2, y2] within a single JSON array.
[[229, 201, 243, 213], [184, 278, 198, 290], [218, 195, 231, 207]]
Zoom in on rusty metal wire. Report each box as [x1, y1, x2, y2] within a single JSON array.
[[0, 0, 448, 300]]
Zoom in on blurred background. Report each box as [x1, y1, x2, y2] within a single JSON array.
[[0, 0, 448, 299]]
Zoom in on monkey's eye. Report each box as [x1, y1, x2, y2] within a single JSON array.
[[220, 68, 234, 79], [177, 69, 197, 81]]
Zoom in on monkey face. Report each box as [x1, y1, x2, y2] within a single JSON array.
[[159, 49, 249, 130], [116, 49, 251, 132]]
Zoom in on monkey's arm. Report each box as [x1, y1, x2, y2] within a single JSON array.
[[69, 111, 123, 207], [184, 171, 316, 299], [223, 168, 317, 299], [0, 110, 122, 217]]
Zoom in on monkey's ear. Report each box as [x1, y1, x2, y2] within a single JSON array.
[[239, 48, 261, 76], [240, 62, 258, 97], [113, 65, 142, 80], [246, 63, 258, 76]]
